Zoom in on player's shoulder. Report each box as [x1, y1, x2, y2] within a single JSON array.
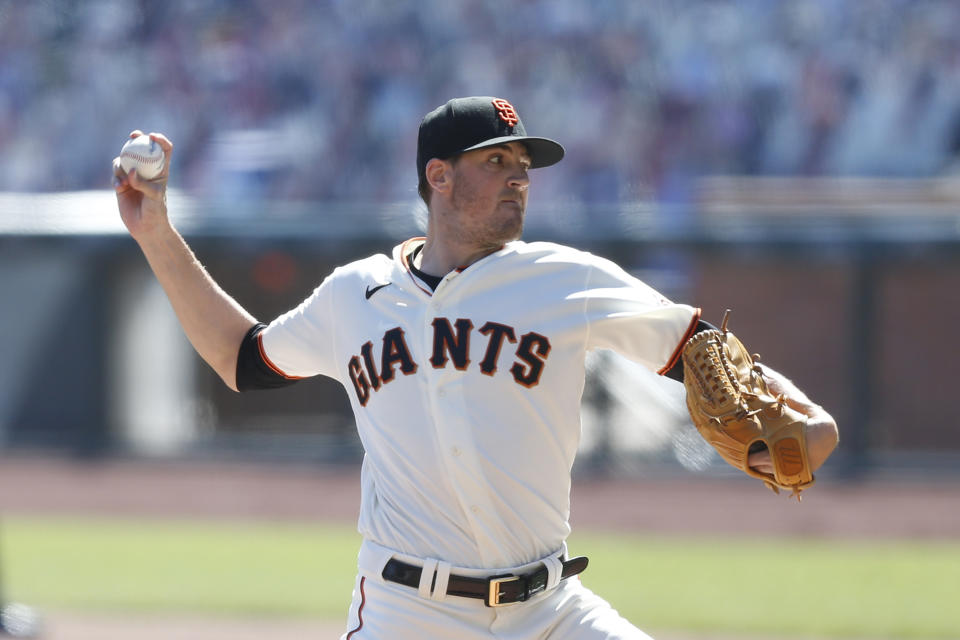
[[505, 240, 623, 272], [327, 252, 394, 283], [504, 240, 648, 292], [507, 240, 592, 261]]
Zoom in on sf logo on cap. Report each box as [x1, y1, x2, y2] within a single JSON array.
[[492, 98, 519, 127]]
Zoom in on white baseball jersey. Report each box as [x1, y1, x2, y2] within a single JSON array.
[[260, 238, 698, 569]]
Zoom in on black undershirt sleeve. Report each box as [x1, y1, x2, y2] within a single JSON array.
[[662, 319, 718, 383], [236, 323, 301, 392]]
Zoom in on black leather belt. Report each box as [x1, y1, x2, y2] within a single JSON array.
[[381, 555, 589, 607]]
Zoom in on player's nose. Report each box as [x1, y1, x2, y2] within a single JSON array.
[[507, 167, 530, 190]]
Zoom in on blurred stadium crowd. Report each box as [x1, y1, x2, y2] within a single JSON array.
[[2, 0, 960, 208]]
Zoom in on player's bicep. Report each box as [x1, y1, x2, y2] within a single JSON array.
[[236, 323, 306, 391], [235, 275, 338, 389], [584, 296, 701, 373], [580, 258, 701, 373]]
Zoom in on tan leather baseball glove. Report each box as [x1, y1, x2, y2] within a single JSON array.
[[682, 311, 815, 499]]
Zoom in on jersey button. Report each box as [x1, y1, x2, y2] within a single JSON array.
[[451, 446, 461, 457], [470, 505, 480, 513]]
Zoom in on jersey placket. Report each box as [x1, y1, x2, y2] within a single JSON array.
[[419, 271, 502, 565]]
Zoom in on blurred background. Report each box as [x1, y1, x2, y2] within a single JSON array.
[[1, 1, 960, 638], [2, 0, 959, 472]]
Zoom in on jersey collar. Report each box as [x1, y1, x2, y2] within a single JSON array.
[[394, 237, 514, 296]]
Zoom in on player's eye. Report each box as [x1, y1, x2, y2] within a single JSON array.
[[489, 154, 503, 164]]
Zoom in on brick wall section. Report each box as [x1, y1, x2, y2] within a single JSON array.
[[690, 255, 960, 452]]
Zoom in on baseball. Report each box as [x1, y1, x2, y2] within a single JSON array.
[[119, 134, 165, 180]]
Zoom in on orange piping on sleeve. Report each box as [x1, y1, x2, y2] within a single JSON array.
[[657, 307, 702, 375], [257, 332, 306, 380]]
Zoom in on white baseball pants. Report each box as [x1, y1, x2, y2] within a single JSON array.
[[339, 539, 653, 640]]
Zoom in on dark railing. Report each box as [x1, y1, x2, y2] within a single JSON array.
[[2, 188, 959, 477]]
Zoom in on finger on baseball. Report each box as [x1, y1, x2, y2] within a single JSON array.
[[148, 132, 174, 174], [129, 129, 145, 139], [127, 169, 164, 199], [147, 132, 173, 152], [112, 156, 131, 177], [112, 158, 131, 190]]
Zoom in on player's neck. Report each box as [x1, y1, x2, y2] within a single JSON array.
[[418, 236, 502, 277]]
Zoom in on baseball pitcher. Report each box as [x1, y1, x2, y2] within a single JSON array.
[[112, 96, 838, 639]]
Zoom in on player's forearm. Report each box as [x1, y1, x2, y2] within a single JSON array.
[[134, 222, 256, 391]]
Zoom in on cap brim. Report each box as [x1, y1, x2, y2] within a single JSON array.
[[461, 136, 565, 169]]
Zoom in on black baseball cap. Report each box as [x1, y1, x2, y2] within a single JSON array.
[[416, 96, 565, 181]]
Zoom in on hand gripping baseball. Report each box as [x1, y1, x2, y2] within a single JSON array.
[[112, 131, 173, 238], [682, 311, 817, 499]]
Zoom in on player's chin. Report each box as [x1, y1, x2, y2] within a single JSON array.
[[492, 207, 525, 241], [497, 200, 525, 221]]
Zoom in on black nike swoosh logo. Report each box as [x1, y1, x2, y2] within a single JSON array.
[[365, 283, 392, 299]]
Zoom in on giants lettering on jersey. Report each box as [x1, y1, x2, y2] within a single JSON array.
[[347, 317, 552, 406]]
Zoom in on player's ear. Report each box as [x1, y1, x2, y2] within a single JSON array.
[[425, 158, 453, 195]]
